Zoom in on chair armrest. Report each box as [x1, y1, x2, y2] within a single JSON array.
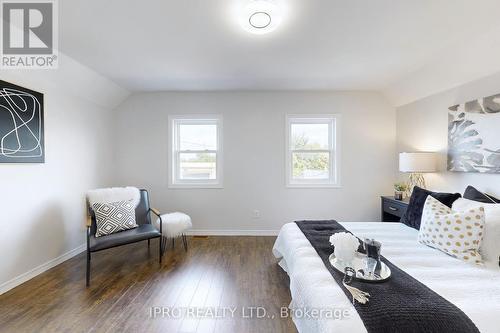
[[86, 210, 92, 252], [149, 208, 162, 234], [150, 208, 161, 216]]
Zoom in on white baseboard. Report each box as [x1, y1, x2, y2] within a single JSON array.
[[0, 243, 86, 296], [186, 229, 280, 236]]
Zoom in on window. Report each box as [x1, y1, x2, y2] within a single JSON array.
[[169, 115, 223, 188], [286, 115, 340, 187]]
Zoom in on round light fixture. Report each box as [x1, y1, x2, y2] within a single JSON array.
[[239, 0, 283, 35], [249, 12, 271, 29]]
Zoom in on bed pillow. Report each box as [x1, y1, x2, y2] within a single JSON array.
[[463, 185, 500, 204], [418, 196, 485, 265], [400, 186, 461, 230], [453, 198, 500, 264], [92, 200, 138, 237]]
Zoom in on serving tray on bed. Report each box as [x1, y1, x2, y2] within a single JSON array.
[[329, 252, 391, 283]]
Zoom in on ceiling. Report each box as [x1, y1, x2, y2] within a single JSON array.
[[60, 0, 500, 99]]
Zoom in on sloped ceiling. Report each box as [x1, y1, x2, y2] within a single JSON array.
[[58, 0, 500, 106]]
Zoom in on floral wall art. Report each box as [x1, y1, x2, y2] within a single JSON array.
[[448, 93, 500, 173]]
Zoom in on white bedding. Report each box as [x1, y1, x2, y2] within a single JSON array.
[[273, 222, 500, 333]]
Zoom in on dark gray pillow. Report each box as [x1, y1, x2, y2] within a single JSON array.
[[463, 185, 500, 204], [400, 186, 461, 230], [92, 200, 138, 237]]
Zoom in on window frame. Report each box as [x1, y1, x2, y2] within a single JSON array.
[[168, 115, 223, 189], [285, 114, 341, 188]]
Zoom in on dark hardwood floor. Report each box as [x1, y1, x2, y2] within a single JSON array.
[[0, 236, 297, 333]]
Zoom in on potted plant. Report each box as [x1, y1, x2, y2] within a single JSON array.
[[394, 182, 407, 200]]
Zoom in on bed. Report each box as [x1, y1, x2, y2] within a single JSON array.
[[273, 221, 500, 333]]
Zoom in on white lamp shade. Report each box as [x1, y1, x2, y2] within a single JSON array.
[[399, 152, 436, 173]]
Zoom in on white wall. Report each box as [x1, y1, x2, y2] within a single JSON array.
[[0, 54, 129, 293], [112, 92, 396, 233], [396, 71, 500, 197]]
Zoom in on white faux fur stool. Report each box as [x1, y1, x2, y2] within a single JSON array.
[[154, 212, 192, 251]]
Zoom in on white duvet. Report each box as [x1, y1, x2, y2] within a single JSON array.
[[272, 222, 500, 333]]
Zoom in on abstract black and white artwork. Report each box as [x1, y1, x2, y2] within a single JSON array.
[[0, 80, 44, 163], [448, 93, 500, 173]]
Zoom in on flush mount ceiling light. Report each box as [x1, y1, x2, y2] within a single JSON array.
[[239, 0, 283, 35], [249, 11, 271, 29]]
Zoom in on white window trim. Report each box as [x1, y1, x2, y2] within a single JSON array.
[[168, 115, 223, 189], [285, 114, 341, 188]]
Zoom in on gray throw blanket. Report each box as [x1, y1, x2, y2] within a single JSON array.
[[295, 220, 479, 333]]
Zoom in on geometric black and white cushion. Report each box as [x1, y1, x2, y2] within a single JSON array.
[[92, 200, 138, 237]]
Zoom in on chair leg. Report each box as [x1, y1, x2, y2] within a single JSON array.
[[182, 234, 188, 252], [172, 238, 175, 249], [86, 251, 91, 287], [148, 239, 150, 248]]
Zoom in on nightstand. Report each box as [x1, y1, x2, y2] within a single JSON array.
[[381, 196, 409, 222]]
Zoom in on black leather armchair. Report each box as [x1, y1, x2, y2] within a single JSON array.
[[86, 189, 163, 286]]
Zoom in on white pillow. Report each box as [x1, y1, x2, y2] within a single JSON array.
[[419, 196, 485, 264], [453, 198, 500, 264]]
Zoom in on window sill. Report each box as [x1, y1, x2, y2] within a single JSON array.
[[168, 183, 223, 189], [286, 183, 342, 189]]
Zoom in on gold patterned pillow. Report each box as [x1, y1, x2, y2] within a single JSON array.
[[418, 196, 485, 264]]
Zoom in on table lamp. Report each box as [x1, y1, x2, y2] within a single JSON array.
[[399, 152, 436, 196]]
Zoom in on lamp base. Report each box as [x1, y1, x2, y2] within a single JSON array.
[[406, 173, 426, 197]]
